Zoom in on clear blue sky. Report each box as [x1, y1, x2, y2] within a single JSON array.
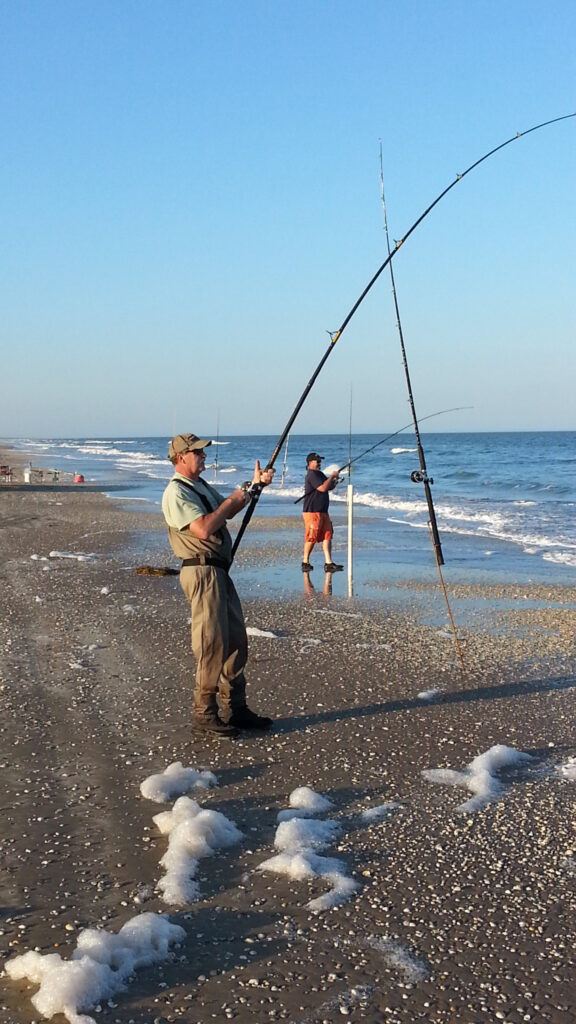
[[1, 0, 574, 437]]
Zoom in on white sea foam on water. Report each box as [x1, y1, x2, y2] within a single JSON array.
[[366, 935, 429, 982], [153, 796, 243, 906], [327, 489, 576, 566], [390, 447, 417, 454], [543, 551, 576, 567], [140, 762, 218, 803], [423, 744, 533, 812], [5, 913, 186, 1024], [271, 484, 305, 499]]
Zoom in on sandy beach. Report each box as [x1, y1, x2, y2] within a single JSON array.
[[1, 445, 575, 1024]]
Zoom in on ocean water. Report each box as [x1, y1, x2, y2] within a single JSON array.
[[10, 432, 576, 584]]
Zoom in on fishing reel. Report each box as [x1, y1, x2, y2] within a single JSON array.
[[411, 469, 434, 485]]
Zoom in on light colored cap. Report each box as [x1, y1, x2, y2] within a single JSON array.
[[168, 433, 212, 460]]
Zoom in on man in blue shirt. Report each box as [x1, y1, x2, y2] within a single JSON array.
[[302, 452, 343, 574]]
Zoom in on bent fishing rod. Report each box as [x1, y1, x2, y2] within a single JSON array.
[[231, 112, 575, 560], [292, 405, 472, 504]]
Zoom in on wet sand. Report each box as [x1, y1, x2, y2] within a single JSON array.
[[1, 447, 575, 1024]]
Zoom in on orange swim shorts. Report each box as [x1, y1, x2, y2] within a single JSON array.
[[302, 512, 333, 544]]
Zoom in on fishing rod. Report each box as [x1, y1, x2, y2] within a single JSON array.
[[292, 405, 471, 504], [231, 112, 575, 560], [379, 142, 444, 564], [380, 145, 466, 672]]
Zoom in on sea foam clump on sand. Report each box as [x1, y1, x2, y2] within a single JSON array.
[[277, 785, 333, 822], [140, 762, 218, 803], [423, 743, 533, 812], [153, 796, 243, 906], [5, 913, 185, 1024], [359, 801, 401, 823], [259, 789, 359, 911]]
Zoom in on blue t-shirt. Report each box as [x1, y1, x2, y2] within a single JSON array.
[[303, 469, 329, 513]]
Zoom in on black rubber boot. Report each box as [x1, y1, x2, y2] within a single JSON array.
[[229, 707, 273, 730]]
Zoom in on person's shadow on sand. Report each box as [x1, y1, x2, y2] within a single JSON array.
[[272, 672, 576, 734]]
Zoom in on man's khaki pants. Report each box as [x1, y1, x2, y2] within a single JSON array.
[[180, 565, 247, 719]]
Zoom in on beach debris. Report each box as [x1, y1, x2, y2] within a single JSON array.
[[140, 761, 218, 803], [422, 743, 533, 812], [258, 789, 359, 911], [366, 934, 430, 982], [246, 626, 280, 638], [5, 912, 186, 1024], [310, 609, 362, 618], [152, 796, 243, 906], [417, 688, 442, 701], [49, 550, 96, 561], [135, 564, 180, 576]]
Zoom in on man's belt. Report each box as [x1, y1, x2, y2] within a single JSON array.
[[181, 556, 230, 572]]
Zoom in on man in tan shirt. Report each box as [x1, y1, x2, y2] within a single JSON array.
[[162, 433, 274, 737]]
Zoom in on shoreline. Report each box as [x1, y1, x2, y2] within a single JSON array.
[[5, 435, 576, 591], [1, 447, 575, 1023]]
